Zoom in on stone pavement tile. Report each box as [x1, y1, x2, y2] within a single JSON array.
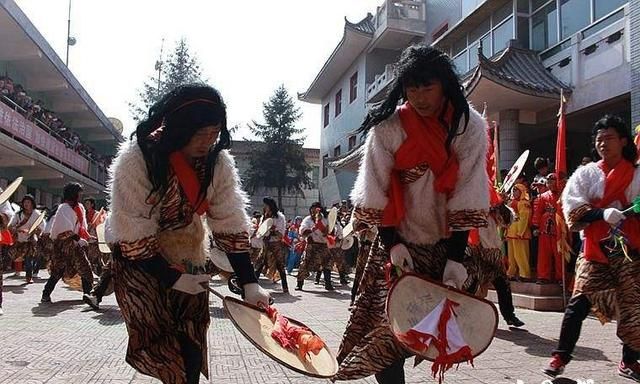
[[0, 271, 627, 384]]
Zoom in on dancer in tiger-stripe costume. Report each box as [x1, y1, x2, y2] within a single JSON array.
[[107, 84, 270, 384], [41, 183, 95, 303], [334, 45, 489, 383], [544, 115, 640, 382], [296, 202, 334, 291], [253, 197, 288, 293], [8, 194, 45, 284]]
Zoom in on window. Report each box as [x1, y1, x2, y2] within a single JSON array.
[[517, 0, 529, 13], [453, 51, 468, 74], [335, 89, 342, 117], [322, 154, 328, 178], [453, 36, 467, 56], [532, 0, 552, 13], [349, 72, 358, 103], [594, 0, 626, 20], [493, 2, 513, 26], [334, 145, 341, 157], [323, 103, 329, 127], [560, 0, 590, 39], [469, 18, 490, 42], [493, 17, 514, 54], [348, 135, 357, 151], [532, 2, 558, 51], [517, 16, 530, 48]]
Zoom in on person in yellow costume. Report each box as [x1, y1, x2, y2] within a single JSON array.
[[506, 183, 532, 279]]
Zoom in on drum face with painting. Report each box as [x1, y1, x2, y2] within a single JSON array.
[[223, 296, 339, 378], [386, 274, 498, 362]]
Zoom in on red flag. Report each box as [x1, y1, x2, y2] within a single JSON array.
[[491, 121, 500, 186], [555, 91, 567, 176]]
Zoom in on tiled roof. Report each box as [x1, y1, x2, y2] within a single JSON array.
[[465, 40, 571, 98], [345, 12, 375, 35]]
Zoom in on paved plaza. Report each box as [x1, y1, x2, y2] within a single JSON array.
[[0, 272, 627, 384]]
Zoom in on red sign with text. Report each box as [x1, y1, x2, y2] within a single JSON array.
[[0, 102, 90, 174]]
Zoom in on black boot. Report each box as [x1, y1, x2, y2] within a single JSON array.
[[339, 273, 348, 285], [295, 280, 303, 291], [314, 271, 321, 285], [279, 269, 289, 293], [323, 269, 334, 291]]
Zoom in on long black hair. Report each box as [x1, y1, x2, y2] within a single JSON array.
[[20, 194, 36, 215], [358, 44, 469, 152], [133, 83, 231, 204], [592, 115, 638, 166]]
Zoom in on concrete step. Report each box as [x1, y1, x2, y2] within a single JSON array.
[[486, 289, 567, 312], [508, 281, 565, 296]]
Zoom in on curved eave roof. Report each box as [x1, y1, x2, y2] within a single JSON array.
[[326, 144, 364, 171], [464, 44, 571, 99], [299, 14, 374, 104]]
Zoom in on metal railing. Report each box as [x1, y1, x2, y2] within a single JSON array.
[[0, 95, 108, 185]]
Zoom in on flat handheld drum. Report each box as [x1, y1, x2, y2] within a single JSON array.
[[386, 273, 498, 362], [327, 207, 338, 233], [223, 296, 339, 378], [256, 218, 273, 238]]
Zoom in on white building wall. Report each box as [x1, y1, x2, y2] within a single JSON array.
[[319, 55, 368, 206]]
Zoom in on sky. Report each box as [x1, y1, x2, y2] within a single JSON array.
[[13, 0, 384, 149]]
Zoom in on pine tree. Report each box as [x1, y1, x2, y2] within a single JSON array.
[[129, 38, 204, 122], [245, 85, 312, 208]]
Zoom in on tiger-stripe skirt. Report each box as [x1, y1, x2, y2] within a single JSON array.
[[573, 253, 640, 351], [335, 238, 478, 380], [112, 246, 210, 384]]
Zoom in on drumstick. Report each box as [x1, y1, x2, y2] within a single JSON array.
[[205, 284, 273, 309]]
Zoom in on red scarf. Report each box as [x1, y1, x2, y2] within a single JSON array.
[[382, 102, 459, 226], [169, 151, 209, 216], [68, 201, 90, 240], [86, 208, 95, 226], [584, 160, 640, 263]]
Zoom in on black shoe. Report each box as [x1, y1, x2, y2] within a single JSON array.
[[295, 281, 303, 291], [506, 316, 525, 327], [40, 294, 51, 303], [325, 283, 335, 291], [83, 294, 100, 310]]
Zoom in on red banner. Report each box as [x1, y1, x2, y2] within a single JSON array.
[[0, 102, 89, 174], [555, 92, 567, 177]]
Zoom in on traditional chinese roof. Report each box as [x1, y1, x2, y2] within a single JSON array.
[[465, 41, 571, 99], [298, 13, 374, 104]]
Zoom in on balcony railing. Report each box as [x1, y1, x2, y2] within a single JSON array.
[[0, 95, 108, 186], [375, 0, 426, 30], [366, 64, 395, 103]]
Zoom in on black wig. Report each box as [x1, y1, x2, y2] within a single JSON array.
[[358, 44, 469, 152], [63, 182, 83, 203], [20, 194, 36, 213], [133, 83, 231, 205], [262, 196, 279, 215], [592, 115, 638, 166]]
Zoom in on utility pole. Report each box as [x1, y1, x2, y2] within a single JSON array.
[[65, 0, 76, 66], [154, 38, 165, 98]]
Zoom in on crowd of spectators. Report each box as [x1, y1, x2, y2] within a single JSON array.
[[0, 75, 111, 171]]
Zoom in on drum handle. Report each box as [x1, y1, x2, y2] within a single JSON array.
[[206, 284, 274, 309]]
